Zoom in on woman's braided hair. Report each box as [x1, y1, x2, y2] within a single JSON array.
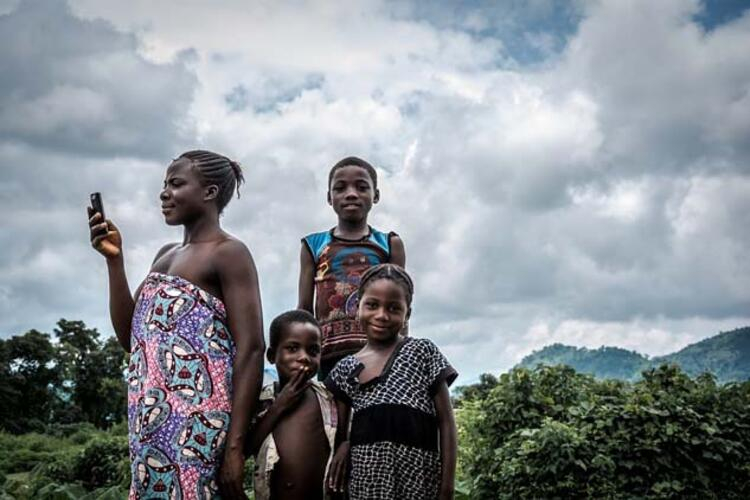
[[178, 150, 245, 214], [358, 263, 414, 307]]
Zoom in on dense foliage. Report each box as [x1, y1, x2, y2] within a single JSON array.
[[518, 326, 750, 383], [0, 319, 127, 433], [0, 422, 130, 499], [4, 320, 749, 498], [0, 423, 257, 499], [456, 364, 750, 499]]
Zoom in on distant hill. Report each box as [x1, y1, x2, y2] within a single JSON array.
[[517, 326, 750, 383]]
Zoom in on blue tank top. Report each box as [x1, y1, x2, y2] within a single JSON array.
[[303, 227, 394, 360]]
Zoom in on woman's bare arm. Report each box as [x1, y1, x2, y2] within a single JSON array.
[[88, 208, 177, 352], [88, 208, 134, 351], [214, 239, 265, 499], [105, 255, 135, 351]]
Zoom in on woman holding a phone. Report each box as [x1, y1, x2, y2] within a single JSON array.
[[88, 150, 264, 499]]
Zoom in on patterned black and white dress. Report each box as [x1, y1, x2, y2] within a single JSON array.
[[325, 337, 457, 500]]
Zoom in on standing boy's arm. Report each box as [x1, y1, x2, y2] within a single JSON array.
[[298, 244, 315, 312], [245, 369, 310, 456], [389, 234, 406, 268], [389, 235, 409, 335], [434, 381, 457, 500], [215, 240, 265, 500]]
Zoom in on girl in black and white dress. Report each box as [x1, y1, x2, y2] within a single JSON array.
[[325, 264, 458, 500]]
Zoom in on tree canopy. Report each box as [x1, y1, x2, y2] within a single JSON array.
[[0, 319, 126, 433]]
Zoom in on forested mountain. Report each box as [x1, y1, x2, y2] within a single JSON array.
[[518, 326, 750, 382]]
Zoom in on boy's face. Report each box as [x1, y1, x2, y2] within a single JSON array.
[[269, 322, 322, 384], [327, 165, 379, 222]]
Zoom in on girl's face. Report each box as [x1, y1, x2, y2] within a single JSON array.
[[357, 278, 410, 344], [159, 158, 209, 225]]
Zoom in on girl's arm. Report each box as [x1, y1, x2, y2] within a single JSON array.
[[389, 234, 406, 268], [434, 381, 457, 500], [327, 398, 351, 493], [297, 244, 315, 312], [214, 240, 265, 500]]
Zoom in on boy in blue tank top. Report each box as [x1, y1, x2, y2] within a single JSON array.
[[298, 156, 406, 380]]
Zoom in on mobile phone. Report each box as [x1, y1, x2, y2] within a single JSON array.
[[90, 192, 105, 220]]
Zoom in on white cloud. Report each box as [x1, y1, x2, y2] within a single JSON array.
[[0, 0, 196, 157], [2, 0, 749, 387]]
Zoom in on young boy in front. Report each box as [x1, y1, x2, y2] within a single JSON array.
[[298, 156, 406, 379], [246, 310, 336, 500]]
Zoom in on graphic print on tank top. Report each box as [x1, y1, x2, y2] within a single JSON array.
[[303, 227, 394, 360]]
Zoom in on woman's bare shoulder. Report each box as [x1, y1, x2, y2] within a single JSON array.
[[150, 242, 180, 269], [211, 236, 257, 278]]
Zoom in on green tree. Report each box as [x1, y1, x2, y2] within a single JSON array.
[[54, 319, 126, 428], [458, 364, 750, 499], [0, 329, 61, 433]]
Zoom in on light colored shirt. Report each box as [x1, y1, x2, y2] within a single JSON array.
[[253, 380, 337, 500]]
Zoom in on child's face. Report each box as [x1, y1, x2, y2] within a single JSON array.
[[271, 322, 322, 384], [160, 158, 209, 225], [357, 278, 410, 344], [327, 165, 379, 222]]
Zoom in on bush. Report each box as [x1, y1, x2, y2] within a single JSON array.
[[73, 437, 129, 490], [0, 433, 76, 475], [40, 450, 78, 484], [35, 482, 87, 500], [44, 422, 98, 441], [458, 364, 750, 499], [0, 422, 131, 497]]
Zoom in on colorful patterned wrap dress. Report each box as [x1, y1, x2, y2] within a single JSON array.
[[127, 272, 235, 499]]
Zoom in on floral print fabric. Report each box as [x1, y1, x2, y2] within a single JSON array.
[[128, 272, 235, 499]]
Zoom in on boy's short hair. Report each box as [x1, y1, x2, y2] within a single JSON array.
[[268, 309, 321, 352], [328, 156, 378, 189]]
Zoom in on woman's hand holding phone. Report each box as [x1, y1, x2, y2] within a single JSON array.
[[87, 205, 122, 259]]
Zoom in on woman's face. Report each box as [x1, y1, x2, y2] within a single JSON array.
[[159, 158, 207, 225]]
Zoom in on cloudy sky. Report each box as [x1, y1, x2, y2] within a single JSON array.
[[1, 0, 749, 385]]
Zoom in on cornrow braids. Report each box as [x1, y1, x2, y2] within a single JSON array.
[[178, 150, 245, 214], [328, 156, 378, 189], [358, 263, 414, 307]]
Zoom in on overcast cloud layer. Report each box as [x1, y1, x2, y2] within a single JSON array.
[[1, 0, 748, 384]]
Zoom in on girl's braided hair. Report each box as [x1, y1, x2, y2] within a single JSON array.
[[178, 150, 245, 214], [358, 263, 414, 307]]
